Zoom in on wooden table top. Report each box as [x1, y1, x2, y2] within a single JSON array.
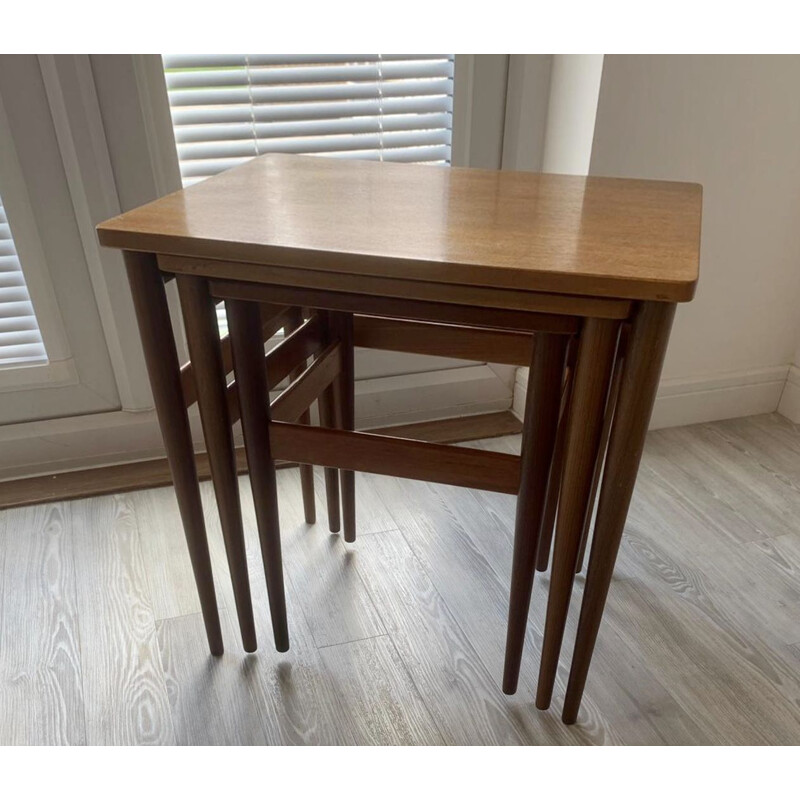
[[97, 154, 701, 303]]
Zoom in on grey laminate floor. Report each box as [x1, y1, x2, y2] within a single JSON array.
[[2, 413, 800, 745]]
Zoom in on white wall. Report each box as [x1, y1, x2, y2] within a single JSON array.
[[541, 55, 603, 175], [591, 55, 800, 426]]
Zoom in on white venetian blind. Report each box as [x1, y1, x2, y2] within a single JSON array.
[[0, 193, 47, 367], [162, 54, 455, 188]]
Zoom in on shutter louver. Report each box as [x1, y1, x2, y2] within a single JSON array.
[[0, 194, 47, 367], [163, 54, 455, 187]]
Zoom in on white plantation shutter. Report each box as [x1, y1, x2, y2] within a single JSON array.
[[0, 194, 47, 367], [162, 54, 455, 187]]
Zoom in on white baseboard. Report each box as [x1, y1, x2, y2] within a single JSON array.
[[650, 365, 788, 429], [513, 364, 789, 430], [0, 365, 512, 481], [777, 365, 800, 423], [355, 364, 511, 428]]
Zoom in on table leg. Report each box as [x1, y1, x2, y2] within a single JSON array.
[[177, 275, 257, 653], [574, 345, 626, 575], [318, 312, 341, 533], [502, 333, 569, 695], [285, 309, 316, 525], [332, 312, 356, 543], [124, 253, 223, 656], [227, 299, 289, 652], [536, 336, 577, 572], [535, 317, 620, 710], [562, 302, 675, 724]]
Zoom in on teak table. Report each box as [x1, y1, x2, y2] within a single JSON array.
[[97, 154, 701, 725]]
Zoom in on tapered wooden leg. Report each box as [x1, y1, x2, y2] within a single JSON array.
[[177, 275, 257, 653], [331, 312, 356, 543], [574, 345, 625, 574], [535, 317, 620, 710], [502, 333, 569, 695], [562, 302, 675, 724], [285, 309, 316, 525], [227, 299, 289, 652], [536, 338, 577, 572], [317, 312, 341, 533], [124, 253, 223, 656]]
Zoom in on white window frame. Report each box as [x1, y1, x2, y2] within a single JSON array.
[[0, 91, 75, 392], [0, 55, 123, 425]]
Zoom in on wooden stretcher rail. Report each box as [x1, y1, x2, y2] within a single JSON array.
[[224, 313, 323, 425], [353, 315, 535, 366], [264, 314, 322, 387], [209, 280, 581, 334], [269, 421, 522, 495], [271, 341, 342, 423], [181, 303, 293, 408]]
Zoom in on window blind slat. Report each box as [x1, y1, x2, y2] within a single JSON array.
[[165, 59, 453, 91], [0, 194, 47, 367], [164, 54, 379, 69], [171, 94, 451, 127], [174, 112, 452, 145], [163, 54, 450, 70], [177, 127, 451, 163], [167, 76, 454, 108]]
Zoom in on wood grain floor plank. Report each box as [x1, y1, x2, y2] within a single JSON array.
[[4, 414, 800, 745], [631, 528, 800, 651], [353, 529, 560, 744], [365, 472, 612, 744], [707, 414, 800, 488], [132, 484, 234, 621], [221, 483, 359, 745], [156, 611, 269, 745], [233, 577, 357, 745], [423, 476, 709, 743], [602, 573, 800, 745], [132, 486, 217, 621], [318, 634, 444, 745], [645, 423, 800, 542], [436, 471, 708, 742], [274, 469, 386, 649], [0, 503, 85, 745], [72, 494, 174, 745]]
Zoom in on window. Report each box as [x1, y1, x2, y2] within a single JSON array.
[[0, 192, 46, 367], [162, 54, 455, 334], [162, 54, 455, 188]]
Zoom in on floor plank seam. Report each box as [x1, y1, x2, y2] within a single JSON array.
[[342, 526, 403, 540], [315, 631, 388, 651]]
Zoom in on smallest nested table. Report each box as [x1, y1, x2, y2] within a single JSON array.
[[98, 154, 701, 724]]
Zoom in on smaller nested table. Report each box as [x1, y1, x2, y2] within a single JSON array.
[[98, 154, 701, 724]]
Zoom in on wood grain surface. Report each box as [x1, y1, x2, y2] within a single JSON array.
[[72, 495, 174, 744], [3, 415, 799, 745], [98, 154, 701, 302]]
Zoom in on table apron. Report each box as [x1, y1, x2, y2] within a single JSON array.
[[158, 254, 632, 322]]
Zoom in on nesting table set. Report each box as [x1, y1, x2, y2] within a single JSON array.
[[97, 154, 701, 725]]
